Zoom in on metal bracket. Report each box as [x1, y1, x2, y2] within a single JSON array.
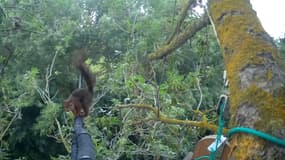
[[216, 94, 229, 119]]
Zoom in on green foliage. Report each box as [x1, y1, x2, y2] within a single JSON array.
[[0, 0, 233, 159], [50, 155, 70, 160], [34, 102, 62, 136], [1, 67, 39, 108]]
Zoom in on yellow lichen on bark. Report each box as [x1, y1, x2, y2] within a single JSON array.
[[209, 0, 282, 123], [232, 135, 265, 160], [208, 0, 285, 159], [235, 86, 285, 128], [117, 104, 229, 133]]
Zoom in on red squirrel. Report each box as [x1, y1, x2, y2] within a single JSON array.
[[63, 54, 95, 117]]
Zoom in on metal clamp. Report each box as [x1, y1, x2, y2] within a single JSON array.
[[216, 94, 229, 118]]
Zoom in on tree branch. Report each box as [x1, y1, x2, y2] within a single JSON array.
[[117, 104, 228, 134], [35, 52, 70, 152], [195, 77, 203, 111], [0, 45, 14, 76], [166, 0, 197, 44], [0, 111, 19, 141], [148, 14, 210, 60], [55, 117, 70, 153]]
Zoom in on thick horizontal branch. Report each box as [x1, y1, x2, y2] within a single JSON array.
[[148, 14, 210, 61], [117, 104, 228, 134]]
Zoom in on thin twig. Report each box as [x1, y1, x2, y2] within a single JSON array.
[[55, 117, 70, 152], [195, 77, 203, 111], [45, 52, 57, 95], [112, 19, 130, 33], [150, 63, 160, 118], [0, 111, 18, 141], [35, 52, 70, 153], [122, 108, 134, 123]]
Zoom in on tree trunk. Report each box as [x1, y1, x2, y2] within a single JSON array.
[[208, 0, 285, 159]]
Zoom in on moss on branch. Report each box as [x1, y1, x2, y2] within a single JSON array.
[[117, 104, 229, 134], [208, 0, 285, 159], [148, 14, 210, 60], [166, 0, 197, 44]]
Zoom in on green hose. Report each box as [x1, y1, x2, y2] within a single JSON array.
[[194, 156, 210, 160], [194, 95, 285, 160], [228, 127, 285, 148]]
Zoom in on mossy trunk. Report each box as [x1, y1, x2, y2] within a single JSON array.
[[208, 0, 285, 159]]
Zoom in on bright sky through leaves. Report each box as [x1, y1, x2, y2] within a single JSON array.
[[197, 0, 285, 39]]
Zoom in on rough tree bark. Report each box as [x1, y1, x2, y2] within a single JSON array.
[[208, 0, 285, 159]]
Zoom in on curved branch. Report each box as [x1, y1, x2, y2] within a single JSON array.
[[148, 14, 210, 60], [167, 0, 197, 44], [195, 77, 203, 111], [117, 104, 229, 134]]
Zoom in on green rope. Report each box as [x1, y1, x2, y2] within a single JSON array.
[[194, 94, 285, 160], [210, 97, 226, 160], [228, 127, 285, 148], [194, 96, 226, 160]]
